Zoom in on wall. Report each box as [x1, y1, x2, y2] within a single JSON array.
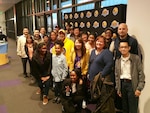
[[0, 13, 6, 35], [126, 0, 150, 113]]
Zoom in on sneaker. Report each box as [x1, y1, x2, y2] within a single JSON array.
[[36, 88, 41, 95], [82, 100, 87, 109], [52, 97, 58, 103], [43, 96, 48, 105]]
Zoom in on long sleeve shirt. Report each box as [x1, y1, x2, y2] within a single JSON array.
[[52, 53, 68, 82]]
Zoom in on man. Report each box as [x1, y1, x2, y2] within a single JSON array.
[[52, 29, 74, 66], [33, 29, 43, 45], [39, 27, 46, 39], [17, 27, 29, 77], [109, 23, 138, 59], [115, 40, 145, 113]]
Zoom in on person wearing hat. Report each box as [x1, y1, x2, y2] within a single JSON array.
[[104, 27, 114, 48], [51, 29, 74, 66]]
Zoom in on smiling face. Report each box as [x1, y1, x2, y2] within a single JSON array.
[[118, 23, 128, 39], [95, 37, 105, 50], [70, 71, 78, 83], [88, 34, 95, 44], [39, 44, 47, 55], [55, 44, 63, 55], [75, 39, 82, 50], [119, 41, 131, 57], [50, 31, 57, 41]]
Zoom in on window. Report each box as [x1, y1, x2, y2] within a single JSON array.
[[101, 0, 128, 7], [52, 13, 57, 29], [76, 0, 94, 11], [61, 0, 72, 8], [45, 0, 50, 11], [47, 16, 52, 33], [52, 0, 57, 10]]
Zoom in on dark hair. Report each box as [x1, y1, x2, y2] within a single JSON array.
[[54, 40, 64, 47], [43, 34, 48, 38], [26, 35, 34, 43], [81, 31, 88, 36], [95, 35, 107, 49], [71, 68, 82, 79], [119, 40, 130, 46], [73, 27, 80, 31], [74, 38, 86, 58], [89, 32, 97, 39], [37, 42, 47, 53]]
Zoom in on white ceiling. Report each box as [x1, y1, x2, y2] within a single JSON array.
[[0, 0, 21, 13]]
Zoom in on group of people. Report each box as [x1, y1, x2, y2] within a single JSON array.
[[16, 23, 145, 113]]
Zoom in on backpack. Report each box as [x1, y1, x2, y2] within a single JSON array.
[[90, 72, 103, 102]]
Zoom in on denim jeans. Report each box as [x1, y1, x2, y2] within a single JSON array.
[[37, 78, 51, 96]]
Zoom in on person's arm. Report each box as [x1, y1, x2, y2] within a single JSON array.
[[62, 56, 68, 80], [101, 50, 113, 77], [17, 37, 21, 56], [115, 59, 121, 97], [136, 56, 145, 92], [82, 50, 90, 76]]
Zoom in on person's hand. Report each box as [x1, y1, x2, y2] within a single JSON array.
[[79, 79, 83, 85], [41, 76, 50, 82], [117, 91, 122, 97], [135, 90, 141, 97], [65, 86, 70, 92]]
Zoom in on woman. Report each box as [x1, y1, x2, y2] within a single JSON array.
[[49, 31, 57, 53], [85, 33, 96, 54], [32, 42, 52, 105], [24, 35, 36, 77], [88, 36, 115, 113], [69, 38, 89, 77], [61, 68, 86, 113]]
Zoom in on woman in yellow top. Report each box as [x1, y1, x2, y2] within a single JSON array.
[[69, 38, 90, 77]]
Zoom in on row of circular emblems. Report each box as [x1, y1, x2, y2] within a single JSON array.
[[64, 7, 118, 20], [101, 7, 118, 17], [65, 20, 119, 29], [64, 11, 92, 20], [102, 20, 119, 28]]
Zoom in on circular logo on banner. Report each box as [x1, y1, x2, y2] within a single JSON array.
[[69, 14, 73, 19], [102, 21, 107, 28], [111, 20, 119, 28], [64, 14, 68, 20], [93, 21, 99, 28], [86, 22, 91, 28], [86, 11, 92, 18], [74, 13, 79, 19], [75, 22, 78, 27], [102, 8, 109, 17], [80, 12, 84, 18], [94, 10, 99, 17], [80, 22, 85, 28], [112, 7, 119, 16], [70, 22, 73, 27], [65, 22, 68, 26]]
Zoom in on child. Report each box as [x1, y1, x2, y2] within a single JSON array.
[[52, 40, 68, 104]]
